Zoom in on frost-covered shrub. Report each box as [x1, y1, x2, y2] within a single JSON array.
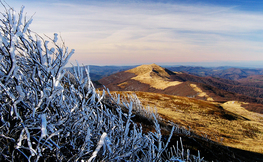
[[0, 4, 203, 162], [110, 92, 162, 120]]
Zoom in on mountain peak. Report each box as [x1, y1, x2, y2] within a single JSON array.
[[126, 64, 169, 77], [126, 64, 182, 90]]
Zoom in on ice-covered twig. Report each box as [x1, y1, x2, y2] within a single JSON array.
[[88, 132, 107, 162]]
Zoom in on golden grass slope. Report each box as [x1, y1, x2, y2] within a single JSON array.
[[126, 64, 182, 90], [114, 91, 263, 154], [190, 83, 214, 101], [222, 101, 263, 122]]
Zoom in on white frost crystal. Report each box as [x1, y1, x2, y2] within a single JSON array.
[[41, 114, 48, 138]]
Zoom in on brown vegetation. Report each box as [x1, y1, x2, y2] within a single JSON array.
[[115, 91, 263, 154], [126, 64, 182, 89], [97, 64, 263, 114]]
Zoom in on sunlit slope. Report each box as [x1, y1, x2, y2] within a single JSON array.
[[98, 64, 263, 106], [126, 64, 182, 89], [99, 64, 215, 101], [116, 91, 263, 154]]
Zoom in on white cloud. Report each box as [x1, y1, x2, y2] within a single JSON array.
[[6, 0, 263, 65]]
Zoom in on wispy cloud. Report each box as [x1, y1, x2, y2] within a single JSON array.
[[7, 0, 263, 65]]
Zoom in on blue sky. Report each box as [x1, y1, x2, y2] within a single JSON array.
[[6, 0, 263, 67]]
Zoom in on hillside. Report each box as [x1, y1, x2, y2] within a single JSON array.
[[97, 64, 263, 160], [97, 64, 263, 113], [238, 75, 263, 89], [111, 91, 263, 161]]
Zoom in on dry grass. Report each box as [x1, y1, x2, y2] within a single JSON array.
[[126, 64, 182, 90], [117, 91, 263, 154], [190, 84, 214, 101], [118, 82, 129, 88]]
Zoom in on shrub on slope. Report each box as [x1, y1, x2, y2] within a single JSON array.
[[0, 4, 203, 162]]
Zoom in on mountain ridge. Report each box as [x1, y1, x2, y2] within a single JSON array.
[[97, 64, 263, 114], [126, 64, 183, 90]]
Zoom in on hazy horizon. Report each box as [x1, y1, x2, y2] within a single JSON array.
[[77, 60, 263, 69], [7, 0, 263, 66]]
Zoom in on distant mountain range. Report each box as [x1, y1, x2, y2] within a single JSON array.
[[166, 66, 263, 81], [65, 65, 136, 81], [66, 65, 263, 82]]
